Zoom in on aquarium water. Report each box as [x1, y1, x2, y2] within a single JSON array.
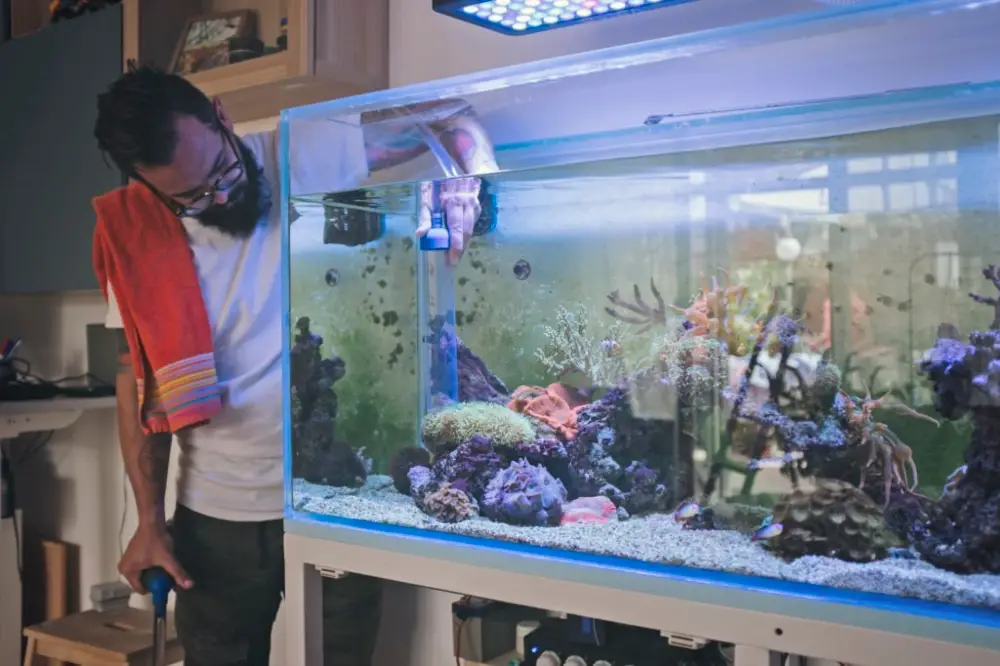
[[286, 106, 1000, 613]]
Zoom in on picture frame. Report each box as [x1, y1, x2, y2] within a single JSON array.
[[170, 10, 257, 76]]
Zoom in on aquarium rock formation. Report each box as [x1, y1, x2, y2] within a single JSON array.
[[290, 317, 369, 487], [913, 265, 1000, 574], [426, 314, 510, 404], [389, 446, 432, 494], [566, 382, 674, 515]]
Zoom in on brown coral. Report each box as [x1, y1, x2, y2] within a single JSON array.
[[768, 479, 894, 563], [419, 483, 479, 523]]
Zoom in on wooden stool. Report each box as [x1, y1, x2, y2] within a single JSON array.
[[22, 607, 184, 666]]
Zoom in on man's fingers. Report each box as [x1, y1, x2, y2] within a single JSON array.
[[162, 557, 194, 589], [124, 572, 145, 594]]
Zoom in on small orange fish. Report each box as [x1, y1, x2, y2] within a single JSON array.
[[673, 501, 700, 522]]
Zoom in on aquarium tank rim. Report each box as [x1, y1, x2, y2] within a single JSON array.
[[279, 0, 990, 123], [491, 79, 1000, 167], [285, 513, 1000, 648]]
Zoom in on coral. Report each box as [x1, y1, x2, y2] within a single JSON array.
[[669, 270, 780, 357], [417, 482, 479, 523], [912, 266, 1000, 573], [430, 434, 506, 500], [289, 316, 360, 485], [497, 436, 568, 463], [621, 461, 669, 514], [535, 305, 631, 388], [407, 465, 434, 498], [604, 279, 667, 334], [507, 384, 579, 441], [560, 496, 618, 525], [768, 480, 895, 563], [482, 459, 568, 526], [653, 332, 729, 406], [420, 402, 535, 456], [426, 314, 509, 404], [389, 447, 432, 494]]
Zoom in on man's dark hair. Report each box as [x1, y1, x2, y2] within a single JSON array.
[[94, 62, 217, 175]]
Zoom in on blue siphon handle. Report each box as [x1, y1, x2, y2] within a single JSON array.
[[141, 567, 174, 619]]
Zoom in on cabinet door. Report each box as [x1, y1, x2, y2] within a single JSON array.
[[0, 6, 124, 294]]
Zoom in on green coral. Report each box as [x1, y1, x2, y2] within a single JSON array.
[[535, 304, 633, 387], [421, 402, 535, 454]]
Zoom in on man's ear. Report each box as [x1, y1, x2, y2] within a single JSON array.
[[213, 96, 235, 132]]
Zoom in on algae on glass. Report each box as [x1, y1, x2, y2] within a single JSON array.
[[288, 106, 1000, 613]]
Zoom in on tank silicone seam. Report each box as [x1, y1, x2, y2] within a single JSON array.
[[280, 110, 295, 518], [285, 516, 1000, 650], [281, 0, 991, 121]]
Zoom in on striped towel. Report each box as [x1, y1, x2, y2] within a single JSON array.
[[92, 182, 222, 434]]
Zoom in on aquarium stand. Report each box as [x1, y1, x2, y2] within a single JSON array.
[[283, 524, 999, 666]]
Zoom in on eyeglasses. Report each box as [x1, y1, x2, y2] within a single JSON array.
[[174, 159, 244, 217], [172, 127, 245, 216], [141, 124, 245, 218]]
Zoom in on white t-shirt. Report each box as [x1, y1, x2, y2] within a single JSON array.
[[104, 125, 368, 521]]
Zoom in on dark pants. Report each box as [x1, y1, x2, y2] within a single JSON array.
[[171, 504, 383, 666]]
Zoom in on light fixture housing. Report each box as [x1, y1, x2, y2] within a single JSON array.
[[433, 0, 699, 35]]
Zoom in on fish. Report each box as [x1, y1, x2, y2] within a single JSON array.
[[601, 338, 623, 358], [751, 522, 783, 541], [673, 501, 701, 522], [747, 451, 803, 471]]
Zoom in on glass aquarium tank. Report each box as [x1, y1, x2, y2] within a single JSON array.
[[282, 0, 1000, 626]]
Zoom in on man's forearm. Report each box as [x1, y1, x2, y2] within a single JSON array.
[[361, 99, 479, 174], [116, 335, 171, 527]]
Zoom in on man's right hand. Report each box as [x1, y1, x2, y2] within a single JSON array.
[[118, 522, 193, 593]]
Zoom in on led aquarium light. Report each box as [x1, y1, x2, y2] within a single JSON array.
[[433, 0, 698, 35]]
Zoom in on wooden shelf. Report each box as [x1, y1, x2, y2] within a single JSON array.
[[123, 0, 388, 122], [0, 396, 116, 438]]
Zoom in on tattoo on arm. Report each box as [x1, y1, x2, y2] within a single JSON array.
[[138, 434, 171, 492], [116, 330, 132, 373]]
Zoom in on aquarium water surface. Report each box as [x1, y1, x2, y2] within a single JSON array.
[[285, 99, 1000, 615]]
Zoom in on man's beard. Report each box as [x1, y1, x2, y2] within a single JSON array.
[[196, 136, 273, 238]]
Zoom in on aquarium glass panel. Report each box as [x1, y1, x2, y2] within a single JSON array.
[[283, 0, 1000, 627]]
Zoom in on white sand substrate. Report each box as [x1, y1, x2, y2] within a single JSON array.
[[292, 475, 1000, 611]]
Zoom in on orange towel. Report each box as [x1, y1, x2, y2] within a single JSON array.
[[92, 182, 222, 435]]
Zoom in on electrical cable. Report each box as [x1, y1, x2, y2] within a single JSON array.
[[3, 355, 113, 387]]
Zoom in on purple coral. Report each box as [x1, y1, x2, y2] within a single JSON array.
[[482, 459, 567, 526], [407, 466, 434, 499], [621, 461, 669, 514], [430, 434, 505, 500]]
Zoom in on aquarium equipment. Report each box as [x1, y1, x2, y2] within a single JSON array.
[[432, 0, 698, 35], [281, 1, 1000, 664]]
